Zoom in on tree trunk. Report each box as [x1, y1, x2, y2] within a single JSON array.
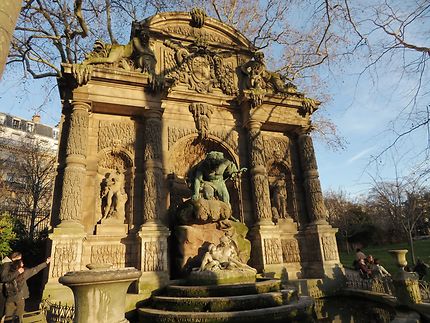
[[345, 230, 350, 254], [0, 1, 21, 79], [407, 229, 416, 266]]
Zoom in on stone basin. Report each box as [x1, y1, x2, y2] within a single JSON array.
[[59, 267, 141, 323]]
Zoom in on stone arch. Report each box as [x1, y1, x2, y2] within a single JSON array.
[[96, 148, 134, 229], [167, 134, 242, 224], [267, 161, 297, 223]]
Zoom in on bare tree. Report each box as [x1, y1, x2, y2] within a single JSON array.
[[325, 190, 371, 253], [9, 138, 56, 240], [369, 172, 429, 265]]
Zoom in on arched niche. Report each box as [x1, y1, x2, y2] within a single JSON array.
[[167, 134, 242, 225], [95, 148, 134, 231], [267, 161, 297, 224]]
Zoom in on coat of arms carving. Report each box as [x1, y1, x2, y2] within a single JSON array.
[[164, 38, 237, 95]]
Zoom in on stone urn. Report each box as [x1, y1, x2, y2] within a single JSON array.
[[388, 249, 408, 271], [59, 265, 141, 323], [387, 249, 422, 305]]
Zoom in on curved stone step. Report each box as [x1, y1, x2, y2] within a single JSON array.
[[152, 289, 298, 312], [166, 279, 281, 297], [138, 296, 314, 323]]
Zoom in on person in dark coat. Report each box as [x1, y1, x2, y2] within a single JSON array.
[[2, 252, 50, 323], [414, 258, 429, 280], [1, 253, 24, 323]]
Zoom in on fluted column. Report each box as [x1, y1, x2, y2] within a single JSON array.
[[58, 101, 91, 227], [247, 120, 272, 224], [297, 131, 328, 224], [142, 108, 164, 225]]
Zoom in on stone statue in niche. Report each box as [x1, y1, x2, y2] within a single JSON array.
[[191, 151, 243, 206], [270, 175, 289, 223], [198, 235, 256, 272], [176, 151, 246, 228], [100, 170, 127, 222]]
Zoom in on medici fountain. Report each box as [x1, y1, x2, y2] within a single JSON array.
[[41, 8, 421, 323]]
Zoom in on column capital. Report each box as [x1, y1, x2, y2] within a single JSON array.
[[246, 118, 262, 131], [144, 107, 164, 120], [71, 100, 92, 111]]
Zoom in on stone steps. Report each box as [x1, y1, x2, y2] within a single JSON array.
[[138, 280, 314, 323], [165, 279, 282, 297], [138, 296, 314, 323], [152, 289, 298, 312]]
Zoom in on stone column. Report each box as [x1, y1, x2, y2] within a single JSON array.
[[138, 108, 170, 295], [46, 101, 90, 300], [297, 130, 342, 278], [297, 131, 328, 224], [247, 120, 284, 275]]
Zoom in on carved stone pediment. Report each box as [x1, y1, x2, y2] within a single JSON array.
[[135, 11, 253, 50]]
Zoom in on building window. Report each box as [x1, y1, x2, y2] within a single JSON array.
[[52, 129, 59, 139], [12, 119, 20, 129], [27, 122, 34, 132]]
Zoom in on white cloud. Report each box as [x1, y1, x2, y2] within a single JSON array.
[[347, 146, 375, 164]]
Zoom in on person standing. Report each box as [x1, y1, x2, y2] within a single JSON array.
[[2, 252, 50, 323], [1, 253, 23, 323]]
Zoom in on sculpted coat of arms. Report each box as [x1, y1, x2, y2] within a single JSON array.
[[164, 38, 237, 95]]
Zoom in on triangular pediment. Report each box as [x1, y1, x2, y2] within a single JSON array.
[[134, 11, 255, 52]]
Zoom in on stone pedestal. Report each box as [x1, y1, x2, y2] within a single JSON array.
[[138, 222, 170, 296], [300, 221, 342, 278], [44, 225, 86, 302], [389, 249, 422, 305], [249, 220, 283, 275], [249, 219, 302, 279], [59, 267, 141, 323], [278, 218, 302, 280], [95, 221, 128, 236]]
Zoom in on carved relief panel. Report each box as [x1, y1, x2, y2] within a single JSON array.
[[142, 241, 165, 272], [263, 238, 282, 264], [50, 243, 79, 279], [281, 239, 301, 263], [321, 236, 339, 261], [90, 244, 126, 268], [98, 121, 136, 154]]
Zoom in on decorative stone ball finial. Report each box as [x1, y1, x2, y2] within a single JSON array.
[[190, 8, 207, 28]]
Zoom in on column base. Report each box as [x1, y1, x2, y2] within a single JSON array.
[[138, 224, 170, 294], [45, 225, 87, 301], [300, 222, 343, 279]]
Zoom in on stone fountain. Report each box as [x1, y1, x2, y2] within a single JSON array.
[[59, 265, 141, 323]]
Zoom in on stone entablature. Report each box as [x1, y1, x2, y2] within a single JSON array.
[[47, 9, 340, 300]]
